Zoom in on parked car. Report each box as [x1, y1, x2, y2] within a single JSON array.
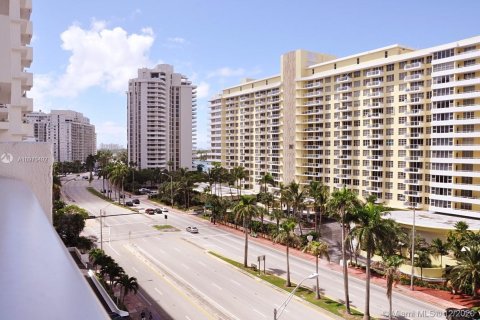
[[154, 208, 163, 214], [160, 207, 168, 213], [145, 208, 155, 215], [186, 226, 198, 233], [132, 199, 140, 204], [125, 201, 133, 207], [139, 188, 151, 194]]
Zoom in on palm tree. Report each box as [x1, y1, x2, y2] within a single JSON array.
[[96, 150, 113, 192], [303, 240, 329, 299], [231, 166, 248, 197], [415, 250, 432, 281], [100, 261, 125, 291], [115, 274, 139, 303], [259, 172, 274, 193], [308, 181, 329, 236], [111, 162, 129, 204], [327, 187, 360, 315], [430, 238, 449, 268], [285, 182, 306, 236], [270, 207, 284, 233], [350, 202, 401, 320], [449, 245, 480, 298], [233, 195, 260, 267], [383, 255, 404, 320], [274, 220, 300, 287]]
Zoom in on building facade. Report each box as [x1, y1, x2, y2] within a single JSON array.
[[210, 35, 480, 218], [26, 110, 96, 162], [0, 0, 33, 141], [127, 64, 196, 170]]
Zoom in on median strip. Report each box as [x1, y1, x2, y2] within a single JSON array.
[[208, 251, 366, 320]]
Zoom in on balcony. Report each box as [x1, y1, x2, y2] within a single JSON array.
[[404, 98, 423, 104], [404, 167, 420, 173], [404, 74, 423, 82], [368, 144, 382, 149], [366, 81, 382, 88], [336, 76, 351, 83], [367, 176, 380, 181], [405, 121, 423, 127], [405, 86, 424, 93], [404, 62, 422, 71], [366, 70, 383, 77], [366, 186, 379, 192], [405, 144, 419, 149], [404, 179, 419, 184], [366, 102, 384, 108], [367, 155, 383, 160], [367, 92, 383, 98], [367, 134, 383, 139], [337, 145, 352, 150], [404, 190, 420, 196], [0, 178, 110, 319], [336, 86, 351, 92]]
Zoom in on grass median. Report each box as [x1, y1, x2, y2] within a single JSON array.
[[86, 187, 138, 212], [209, 251, 365, 319]]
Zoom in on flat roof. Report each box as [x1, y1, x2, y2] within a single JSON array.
[[386, 210, 480, 231]]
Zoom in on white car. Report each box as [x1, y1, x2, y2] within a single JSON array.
[[160, 207, 168, 213], [186, 226, 198, 233]]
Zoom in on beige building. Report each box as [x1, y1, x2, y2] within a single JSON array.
[[128, 64, 196, 170], [210, 35, 480, 218], [0, 0, 33, 140], [26, 110, 96, 162]]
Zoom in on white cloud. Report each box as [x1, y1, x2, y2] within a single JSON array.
[[48, 21, 155, 97], [167, 37, 186, 44], [207, 67, 246, 79], [196, 81, 210, 99], [95, 121, 126, 146]]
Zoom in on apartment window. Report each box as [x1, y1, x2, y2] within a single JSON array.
[[399, 117, 406, 124], [386, 96, 394, 104], [386, 172, 393, 178], [385, 193, 392, 200], [386, 161, 393, 168], [386, 182, 393, 189], [386, 74, 394, 82], [385, 51, 388, 58], [398, 149, 406, 157], [386, 64, 394, 72], [386, 107, 394, 115], [386, 85, 394, 93], [386, 150, 394, 157], [398, 183, 405, 190], [398, 161, 406, 168], [386, 118, 394, 125], [433, 49, 454, 60], [398, 172, 406, 179], [399, 139, 406, 146], [357, 58, 360, 64], [399, 94, 407, 102], [386, 129, 394, 136], [464, 59, 476, 67]]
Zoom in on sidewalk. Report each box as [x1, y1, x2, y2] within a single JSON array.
[[209, 221, 472, 311]]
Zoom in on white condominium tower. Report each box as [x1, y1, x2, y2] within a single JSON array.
[[127, 64, 196, 170], [26, 110, 96, 162], [0, 0, 33, 141], [210, 35, 480, 218]]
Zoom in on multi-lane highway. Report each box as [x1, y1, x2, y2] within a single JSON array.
[[63, 177, 446, 320]]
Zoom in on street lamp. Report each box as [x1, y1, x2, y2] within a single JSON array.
[[273, 273, 318, 320], [161, 172, 173, 207]]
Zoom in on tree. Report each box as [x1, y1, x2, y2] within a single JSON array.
[[233, 195, 260, 267], [415, 250, 432, 281], [96, 150, 113, 191], [101, 261, 125, 291], [53, 204, 89, 247], [430, 238, 449, 267], [274, 220, 300, 287], [110, 162, 129, 204], [449, 245, 480, 298], [259, 172, 274, 193], [115, 274, 139, 303], [231, 166, 248, 196], [327, 187, 360, 314], [285, 182, 306, 235], [350, 202, 400, 320], [303, 240, 329, 299], [308, 181, 329, 236], [383, 255, 404, 320], [447, 221, 472, 258]]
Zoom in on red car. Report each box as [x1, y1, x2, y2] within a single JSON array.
[[145, 208, 155, 215]]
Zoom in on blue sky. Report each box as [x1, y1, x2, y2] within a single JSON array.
[[30, 0, 479, 149]]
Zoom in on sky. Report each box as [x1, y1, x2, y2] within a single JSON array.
[[30, 0, 480, 149]]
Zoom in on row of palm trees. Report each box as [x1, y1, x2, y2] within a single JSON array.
[[89, 248, 139, 304]]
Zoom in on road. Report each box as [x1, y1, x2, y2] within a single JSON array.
[[63, 176, 446, 320], [63, 177, 335, 320]]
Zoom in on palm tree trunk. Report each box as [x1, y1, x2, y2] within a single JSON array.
[[341, 216, 351, 314], [363, 248, 371, 320], [243, 216, 248, 267], [319, 207, 323, 237], [286, 245, 291, 287], [315, 256, 320, 299], [314, 208, 318, 235]]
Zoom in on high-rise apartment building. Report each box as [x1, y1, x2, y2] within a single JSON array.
[[210, 35, 480, 218], [0, 0, 33, 141], [127, 64, 196, 170], [26, 110, 96, 162]]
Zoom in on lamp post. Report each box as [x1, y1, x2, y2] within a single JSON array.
[[273, 273, 318, 320], [306, 235, 321, 299], [162, 172, 173, 207]]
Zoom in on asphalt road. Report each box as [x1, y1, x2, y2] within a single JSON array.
[[63, 176, 447, 320], [63, 177, 336, 320]]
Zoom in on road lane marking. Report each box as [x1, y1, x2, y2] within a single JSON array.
[[108, 243, 121, 256], [230, 279, 241, 286], [132, 267, 139, 273], [154, 287, 163, 296], [252, 309, 266, 318], [212, 283, 222, 290], [185, 316, 192, 320]]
